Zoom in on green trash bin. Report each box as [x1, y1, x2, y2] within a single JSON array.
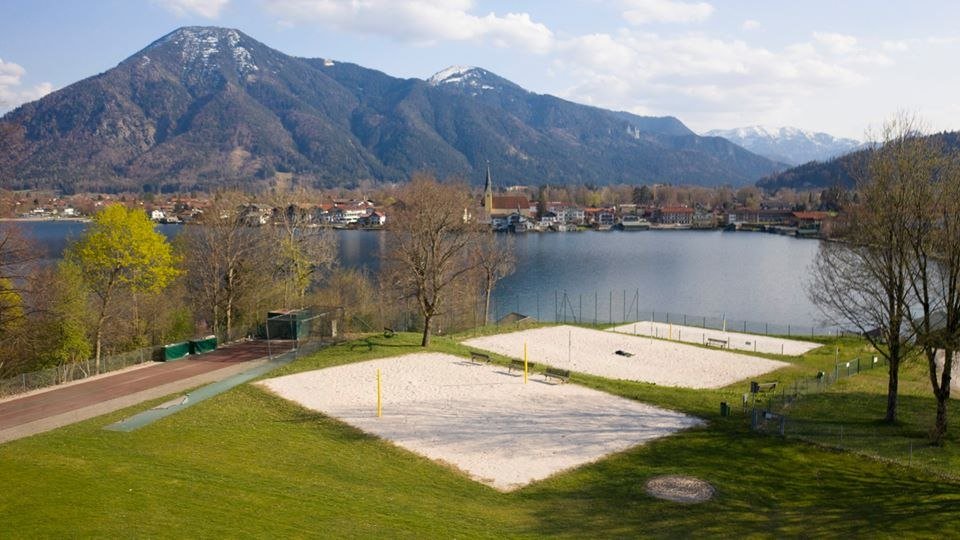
[[720, 402, 730, 417], [162, 342, 191, 362], [189, 335, 217, 355]]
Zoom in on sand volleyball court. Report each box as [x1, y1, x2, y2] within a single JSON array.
[[609, 321, 822, 356], [463, 325, 788, 389], [258, 353, 702, 491]]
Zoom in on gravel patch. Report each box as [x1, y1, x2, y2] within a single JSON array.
[[463, 325, 788, 389], [609, 321, 822, 356], [258, 353, 702, 491]]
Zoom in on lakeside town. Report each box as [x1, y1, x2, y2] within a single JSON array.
[[0, 178, 837, 238]]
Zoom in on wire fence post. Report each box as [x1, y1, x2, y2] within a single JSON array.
[[621, 289, 627, 322]]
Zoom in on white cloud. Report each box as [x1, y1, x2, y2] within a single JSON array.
[[550, 30, 876, 131], [154, 0, 229, 19], [813, 31, 858, 54], [264, 0, 554, 53], [621, 0, 714, 25], [0, 58, 53, 111], [741, 19, 760, 31], [882, 40, 909, 52]]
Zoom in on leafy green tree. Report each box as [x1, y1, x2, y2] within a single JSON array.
[[67, 204, 179, 372], [41, 262, 92, 370]]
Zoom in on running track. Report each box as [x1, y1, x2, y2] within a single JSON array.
[[0, 340, 291, 443]]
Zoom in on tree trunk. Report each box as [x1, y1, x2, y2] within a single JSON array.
[[421, 313, 432, 347], [94, 295, 109, 375], [94, 314, 105, 375], [226, 267, 234, 341], [483, 280, 493, 325], [932, 393, 949, 445], [226, 295, 233, 341], [885, 357, 899, 423], [930, 348, 953, 445]]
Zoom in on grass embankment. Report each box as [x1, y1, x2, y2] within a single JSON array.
[[0, 332, 959, 537]]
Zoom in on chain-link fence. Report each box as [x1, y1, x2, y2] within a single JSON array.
[[489, 288, 851, 337], [736, 354, 957, 476], [0, 345, 163, 398], [0, 306, 346, 399], [745, 354, 888, 418], [259, 306, 344, 360]]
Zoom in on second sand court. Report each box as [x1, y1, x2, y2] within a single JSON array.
[[463, 325, 789, 389]]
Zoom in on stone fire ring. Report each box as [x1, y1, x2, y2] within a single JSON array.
[[644, 475, 716, 503]]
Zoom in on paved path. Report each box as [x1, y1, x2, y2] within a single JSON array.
[[0, 340, 291, 444]]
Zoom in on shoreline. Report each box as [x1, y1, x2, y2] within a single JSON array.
[[0, 217, 91, 223]]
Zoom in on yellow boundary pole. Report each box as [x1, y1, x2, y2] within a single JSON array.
[[523, 342, 528, 384], [377, 368, 382, 417]]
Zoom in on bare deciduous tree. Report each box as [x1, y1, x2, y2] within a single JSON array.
[[902, 139, 960, 443], [267, 190, 338, 307], [385, 174, 478, 346], [181, 192, 277, 341], [808, 116, 928, 423], [472, 232, 516, 324]]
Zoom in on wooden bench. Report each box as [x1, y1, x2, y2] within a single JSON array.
[[383, 327, 395, 338], [508, 359, 535, 374], [706, 337, 729, 348], [750, 381, 778, 394], [469, 351, 491, 365], [543, 367, 571, 384]]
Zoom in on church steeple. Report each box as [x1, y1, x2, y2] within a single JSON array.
[[483, 164, 493, 215]]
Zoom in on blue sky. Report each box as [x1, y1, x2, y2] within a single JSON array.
[[2, 0, 959, 139]]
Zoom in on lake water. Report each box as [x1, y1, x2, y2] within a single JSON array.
[[12, 221, 825, 330]]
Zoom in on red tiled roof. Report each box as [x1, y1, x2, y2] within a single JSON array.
[[793, 211, 830, 220], [491, 196, 531, 210], [660, 206, 694, 214]]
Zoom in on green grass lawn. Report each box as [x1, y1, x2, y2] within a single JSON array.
[[1, 331, 959, 538]]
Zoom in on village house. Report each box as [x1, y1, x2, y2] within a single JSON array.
[[792, 211, 830, 229], [538, 210, 559, 227], [547, 203, 586, 224], [727, 207, 795, 226], [656, 206, 694, 225], [332, 201, 374, 224], [357, 211, 387, 227], [691, 208, 717, 229], [239, 203, 271, 226]]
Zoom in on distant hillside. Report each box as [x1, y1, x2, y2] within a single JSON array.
[[0, 26, 784, 192], [756, 131, 960, 191], [704, 126, 862, 165]]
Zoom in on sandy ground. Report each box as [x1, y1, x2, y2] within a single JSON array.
[[258, 353, 702, 491], [462, 326, 788, 389], [609, 321, 823, 356]]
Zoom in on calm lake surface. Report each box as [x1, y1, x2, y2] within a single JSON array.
[[15, 221, 824, 329]]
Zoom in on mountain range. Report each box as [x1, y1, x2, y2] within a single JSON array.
[[0, 27, 788, 193], [704, 126, 863, 166], [756, 131, 960, 191]]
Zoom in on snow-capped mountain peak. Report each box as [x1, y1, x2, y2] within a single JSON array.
[[704, 125, 863, 165], [149, 27, 260, 78], [427, 65, 480, 86]]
